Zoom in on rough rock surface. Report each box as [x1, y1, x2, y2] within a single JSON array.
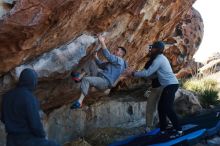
[[46, 96, 146, 144], [0, 0, 205, 145], [175, 88, 202, 115], [0, 0, 203, 111], [0, 0, 203, 76]]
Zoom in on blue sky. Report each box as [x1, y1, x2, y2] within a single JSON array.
[[193, 0, 220, 62]]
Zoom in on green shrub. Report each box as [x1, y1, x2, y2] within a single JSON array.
[[199, 89, 219, 108], [183, 78, 219, 108]]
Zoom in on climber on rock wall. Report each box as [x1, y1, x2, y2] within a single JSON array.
[[70, 35, 127, 109]]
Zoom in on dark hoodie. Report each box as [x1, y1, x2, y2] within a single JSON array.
[[1, 68, 45, 138]]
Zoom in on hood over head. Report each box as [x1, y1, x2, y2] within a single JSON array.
[[18, 68, 38, 91]]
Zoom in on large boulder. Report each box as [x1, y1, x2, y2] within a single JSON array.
[[46, 96, 146, 144], [0, 0, 205, 144], [175, 88, 202, 115], [0, 0, 203, 76], [0, 0, 204, 111]]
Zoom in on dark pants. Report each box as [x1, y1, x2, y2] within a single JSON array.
[[7, 134, 60, 146], [158, 84, 181, 131]]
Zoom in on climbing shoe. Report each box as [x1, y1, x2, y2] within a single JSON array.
[[71, 71, 82, 83], [71, 71, 86, 83], [70, 100, 82, 109]]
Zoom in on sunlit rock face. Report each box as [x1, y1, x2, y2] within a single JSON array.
[[171, 8, 204, 79], [0, 0, 203, 110], [164, 8, 203, 72], [0, 0, 203, 74]]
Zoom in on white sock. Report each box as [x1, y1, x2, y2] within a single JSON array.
[[78, 93, 85, 104]]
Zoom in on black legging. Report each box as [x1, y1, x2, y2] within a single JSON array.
[[158, 84, 181, 131]]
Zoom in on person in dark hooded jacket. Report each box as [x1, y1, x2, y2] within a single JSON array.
[[1, 68, 60, 146]]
